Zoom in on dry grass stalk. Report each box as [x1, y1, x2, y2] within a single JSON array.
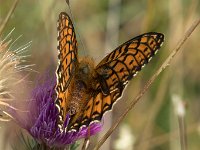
[[0, 0, 19, 35]]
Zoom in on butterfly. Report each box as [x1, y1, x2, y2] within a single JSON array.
[[55, 12, 164, 132]]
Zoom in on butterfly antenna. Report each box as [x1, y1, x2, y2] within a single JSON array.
[[65, 0, 87, 56]]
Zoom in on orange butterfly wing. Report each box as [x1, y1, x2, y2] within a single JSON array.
[[68, 33, 164, 131], [68, 89, 121, 131], [55, 12, 78, 128], [95, 33, 164, 94]]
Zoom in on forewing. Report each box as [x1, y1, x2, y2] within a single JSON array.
[[55, 12, 78, 127], [95, 32, 164, 94]]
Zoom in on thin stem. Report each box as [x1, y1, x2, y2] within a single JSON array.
[[81, 138, 89, 150], [178, 115, 187, 150], [0, 0, 19, 35], [134, 72, 170, 150], [172, 94, 187, 150], [93, 18, 200, 150]]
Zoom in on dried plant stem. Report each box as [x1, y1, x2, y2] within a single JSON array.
[[178, 115, 187, 150], [94, 18, 200, 150], [135, 72, 170, 150], [81, 138, 89, 150], [0, 0, 19, 35], [66, 0, 70, 5]]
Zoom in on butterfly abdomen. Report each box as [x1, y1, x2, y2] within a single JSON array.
[[68, 80, 87, 115]]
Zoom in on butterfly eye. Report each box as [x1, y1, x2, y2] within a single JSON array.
[[79, 65, 90, 75], [82, 66, 89, 74]]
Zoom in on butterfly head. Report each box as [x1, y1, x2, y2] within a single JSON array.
[[77, 57, 95, 81], [79, 64, 90, 76]]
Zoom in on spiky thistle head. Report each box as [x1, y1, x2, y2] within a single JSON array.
[[9, 72, 102, 149], [0, 29, 33, 121]]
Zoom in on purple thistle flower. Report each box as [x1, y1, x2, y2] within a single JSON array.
[[8, 73, 102, 148]]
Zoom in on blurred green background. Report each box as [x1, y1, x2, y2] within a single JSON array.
[[0, 0, 200, 150]]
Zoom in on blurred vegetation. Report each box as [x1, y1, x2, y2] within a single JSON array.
[[0, 0, 200, 150]]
